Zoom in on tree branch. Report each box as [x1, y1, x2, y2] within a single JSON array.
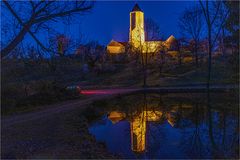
[[1, 0, 54, 57], [34, 4, 93, 24], [212, 9, 230, 46], [1, 0, 93, 58], [210, 1, 221, 26]]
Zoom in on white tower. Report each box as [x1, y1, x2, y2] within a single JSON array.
[[129, 4, 145, 49]]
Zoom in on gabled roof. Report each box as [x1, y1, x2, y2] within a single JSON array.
[[132, 3, 142, 12], [166, 35, 177, 43], [108, 40, 124, 46], [108, 40, 128, 47]]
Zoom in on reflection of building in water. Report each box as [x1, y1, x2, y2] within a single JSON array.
[[131, 111, 163, 152], [108, 110, 163, 152], [108, 111, 126, 124]]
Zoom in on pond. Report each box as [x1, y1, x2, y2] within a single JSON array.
[[88, 92, 239, 159]]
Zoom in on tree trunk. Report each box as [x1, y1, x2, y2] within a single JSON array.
[[178, 52, 182, 66], [207, 27, 212, 90], [221, 28, 225, 57], [159, 53, 165, 76], [143, 67, 146, 87], [195, 44, 199, 67], [195, 53, 199, 67], [143, 53, 148, 88], [207, 91, 220, 157], [1, 22, 33, 58]]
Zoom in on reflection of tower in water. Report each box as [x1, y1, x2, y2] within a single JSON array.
[[131, 111, 147, 152], [108, 110, 169, 153], [107, 107, 177, 153], [130, 110, 163, 152]]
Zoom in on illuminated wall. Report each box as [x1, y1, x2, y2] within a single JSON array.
[[107, 40, 126, 54], [107, 46, 125, 54], [129, 10, 145, 49], [142, 41, 164, 53]]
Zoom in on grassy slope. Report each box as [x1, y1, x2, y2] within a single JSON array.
[[96, 59, 238, 88]]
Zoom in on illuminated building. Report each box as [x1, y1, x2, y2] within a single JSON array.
[[107, 40, 126, 54], [107, 3, 177, 54]]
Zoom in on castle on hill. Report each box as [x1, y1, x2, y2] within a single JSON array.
[[107, 4, 177, 54]]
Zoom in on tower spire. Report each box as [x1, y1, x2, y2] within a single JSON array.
[[131, 3, 142, 12]]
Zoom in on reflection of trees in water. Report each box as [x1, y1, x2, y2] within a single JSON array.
[[179, 92, 239, 159], [145, 94, 166, 159], [146, 122, 165, 158], [179, 102, 205, 159], [105, 93, 238, 158], [207, 92, 239, 159]]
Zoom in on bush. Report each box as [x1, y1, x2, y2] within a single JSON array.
[[1, 83, 26, 109], [16, 80, 80, 106], [2, 80, 81, 115]]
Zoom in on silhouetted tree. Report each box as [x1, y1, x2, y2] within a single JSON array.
[[224, 1, 239, 52], [223, 1, 239, 70], [157, 43, 168, 76], [178, 5, 203, 67], [85, 41, 105, 69], [142, 18, 162, 87], [199, 0, 229, 89], [1, 0, 94, 58], [145, 18, 161, 41], [176, 38, 188, 66]]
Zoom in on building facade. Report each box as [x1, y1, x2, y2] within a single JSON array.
[[107, 4, 177, 54]]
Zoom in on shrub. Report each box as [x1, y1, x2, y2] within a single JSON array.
[[2, 80, 81, 115]]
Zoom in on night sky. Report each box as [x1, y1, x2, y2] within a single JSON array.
[[70, 1, 196, 45], [2, 1, 197, 47]]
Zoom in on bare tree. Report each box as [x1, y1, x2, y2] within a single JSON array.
[[85, 41, 105, 69], [157, 43, 168, 76], [178, 5, 203, 67], [145, 18, 161, 41], [141, 18, 162, 87], [1, 0, 94, 58], [175, 38, 188, 66], [48, 34, 78, 57], [224, 1, 239, 54], [199, 0, 229, 89]]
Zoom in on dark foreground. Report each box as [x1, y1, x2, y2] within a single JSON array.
[[1, 91, 239, 159]]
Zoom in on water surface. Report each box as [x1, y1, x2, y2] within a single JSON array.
[[89, 93, 239, 159]]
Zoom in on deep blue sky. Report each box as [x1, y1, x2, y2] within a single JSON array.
[[2, 1, 197, 48], [68, 1, 196, 45]]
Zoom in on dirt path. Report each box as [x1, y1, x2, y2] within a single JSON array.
[[2, 88, 140, 128], [2, 85, 237, 128]]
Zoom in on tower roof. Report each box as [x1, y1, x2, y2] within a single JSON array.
[[131, 3, 142, 12]]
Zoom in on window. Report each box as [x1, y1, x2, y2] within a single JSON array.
[[131, 12, 136, 30]]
